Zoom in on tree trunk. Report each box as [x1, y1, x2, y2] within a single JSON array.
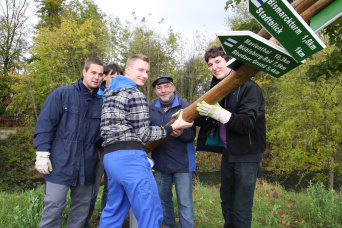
[[327, 155, 334, 189]]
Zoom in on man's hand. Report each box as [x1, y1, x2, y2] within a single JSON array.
[[170, 129, 183, 137], [196, 101, 231, 124], [35, 151, 53, 174], [171, 111, 193, 130]]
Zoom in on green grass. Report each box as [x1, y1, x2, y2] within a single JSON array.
[[1, 181, 341, 227]]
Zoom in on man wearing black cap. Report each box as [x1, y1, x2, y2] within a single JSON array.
[[149, 76, 196, 228]]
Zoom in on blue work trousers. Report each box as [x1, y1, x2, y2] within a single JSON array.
[[99, 149, 163, 228], [154, 171, 194, 228], [220, 153, 260, 228]]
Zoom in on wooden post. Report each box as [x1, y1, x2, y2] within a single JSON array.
[[145, 0, 334, 153]]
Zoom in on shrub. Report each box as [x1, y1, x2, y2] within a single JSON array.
[[306, 182, 342, 227]]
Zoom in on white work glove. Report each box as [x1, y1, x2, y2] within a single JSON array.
[[35, 151, 53, 174], [196, 101, 231, 124]]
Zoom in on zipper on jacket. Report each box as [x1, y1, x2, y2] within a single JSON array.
[[249, 133, 252, 145]]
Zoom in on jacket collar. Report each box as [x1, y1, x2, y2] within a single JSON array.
[[75, 78, 100, 98]]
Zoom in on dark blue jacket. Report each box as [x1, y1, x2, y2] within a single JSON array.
[[33, 79, 103, 186], [149, 92, 196, 174]]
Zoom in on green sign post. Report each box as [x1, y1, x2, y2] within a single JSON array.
[[310, 0, 342, 32], [217, 31, 303, 78], [248, 0, 326, 62]]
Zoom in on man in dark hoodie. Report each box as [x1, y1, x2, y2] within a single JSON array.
[[33, 58, 104, 228], [195, 46, 266, 228], [85, 63, 123, 228], [99, 54, 193, 228]]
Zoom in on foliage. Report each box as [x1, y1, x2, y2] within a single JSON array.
[[35, 0, 66, 30], [0, 0, 30, 116], [225, 0, 261, 33], [118, 13, 180, 102], [266, 46, 342, 188], [176, 55, 211, 104], [0, 0, 30, 76], [8, 0, 108, 119], [0, 124, 36, 191], [1, 179, 341, 227], [306, 182, 342, 227], [306, 17, 342, 81], [195, 151, 222, 172]]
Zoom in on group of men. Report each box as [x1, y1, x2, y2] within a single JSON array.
[[33, 46, 266, 228]]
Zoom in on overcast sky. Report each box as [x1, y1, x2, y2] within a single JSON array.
[[94, 0, 230, 42]]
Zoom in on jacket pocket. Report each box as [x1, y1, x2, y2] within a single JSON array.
[[62, 105, 80, 133], [87, 111, 102, 142]]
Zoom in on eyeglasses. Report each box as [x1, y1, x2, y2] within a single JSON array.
[[155, 84, 173, 91]]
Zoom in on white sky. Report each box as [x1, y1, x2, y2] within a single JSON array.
[[94, 0, 230, 43]]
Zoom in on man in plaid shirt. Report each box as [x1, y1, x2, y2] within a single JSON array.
[[99, 54, 193, 228]]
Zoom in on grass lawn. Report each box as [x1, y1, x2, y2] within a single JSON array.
[[1, 179, 341, 227]]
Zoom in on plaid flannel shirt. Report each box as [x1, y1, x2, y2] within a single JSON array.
[[101, 86, 167, 148]]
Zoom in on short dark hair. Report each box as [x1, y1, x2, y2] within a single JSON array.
[[126, 54, 149, 67], [104, 63, 123, 75], [84, 58, 103, 71], [204, 46, 231, 63]]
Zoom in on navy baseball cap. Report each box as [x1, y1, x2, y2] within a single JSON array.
[[152, 76, 174, 88]]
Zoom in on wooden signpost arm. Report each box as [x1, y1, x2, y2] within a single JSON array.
[[145, 0, 334, 153]]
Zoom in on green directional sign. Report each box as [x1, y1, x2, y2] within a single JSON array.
[[310, 0, 342, 32], [217, 31, 304, 78], [248, 0, 326, 62]]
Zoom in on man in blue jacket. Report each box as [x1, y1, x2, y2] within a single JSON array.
[[33, 58, 104, 228], [149, 76, 196, 228]]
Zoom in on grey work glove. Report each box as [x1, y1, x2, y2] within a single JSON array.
[[35, 151, 53, 174]]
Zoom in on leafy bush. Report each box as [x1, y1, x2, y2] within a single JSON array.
[[306, 182, 342, 227], [0, 124, 36, 191]]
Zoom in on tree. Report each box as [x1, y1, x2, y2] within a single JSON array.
[[267, 46, 342, 189], [8, 0, 108, 119], [306, 17, 342, 81], [225, 0, 261, 33], [119, 14, 179, 102], [35, 0, 65, 30], [0, 0, 30, 116]]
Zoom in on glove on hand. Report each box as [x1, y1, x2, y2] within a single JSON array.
[[35, 151, 53, 174], [171, 109, 183, 118], [196, 101, 231, 124]]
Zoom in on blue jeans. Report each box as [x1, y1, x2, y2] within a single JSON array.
[[100, 150, 163, 228], [154, 171, 194, 228], [220, 152, 260, 228]]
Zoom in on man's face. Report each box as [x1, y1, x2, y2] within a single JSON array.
[[103, 70, 118, 87], [125, 59, 150, 86], [82, 64, 104, 92], [207, 56, 231, 80], [154, 82, 175, 102]]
